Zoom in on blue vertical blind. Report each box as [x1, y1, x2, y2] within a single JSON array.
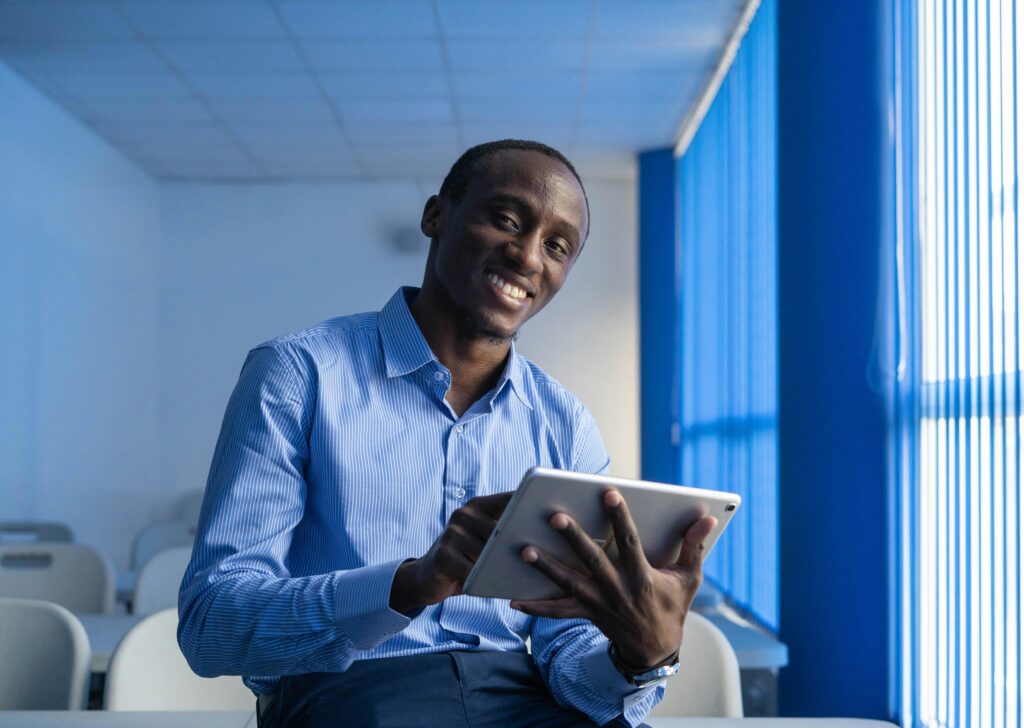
[[894, 0, 1022, 725], [677, 0, 778, 628]]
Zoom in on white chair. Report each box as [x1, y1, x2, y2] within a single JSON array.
[[0, 598, 90, 709], [648, 611, 744, 717], [0, 543, 115, 614], [105, 608, 254, 710], [131, 520, 196, 570], [133, 546, 192, 616], [0, 521, 73, 544], [174, 490, 206, 526]]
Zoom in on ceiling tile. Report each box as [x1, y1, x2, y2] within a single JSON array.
[[461, 123, 572, 150], [459, 96, 575, 124], [338, 98, 452, 124], [588, 38, 719, 73], [155, 40, 304, 72], [592, 0, 743, 39], [445, 38, 585, 71], [0, 3, 135, 41], [586, 70, 704, 100], [256, 157, 364, 179], [575, 124, 672, 150], [277, 1, 436, 38], [75, 95, 214, 124], [452, 70, 579, 98], [319, 71, 448, 99], [42, 69, 189, 99], [118, 2, 284, 40], [207, 96, 338, 124], [228, 122, 347, 145], [301, 38, 443, 71], [183, 70, 321, 97], [0, 40, 165, 71], [97, 120, 235, 148], [582, 96, 685, 124], [436, 0, 590, 39], [344, 122, 458, 146]]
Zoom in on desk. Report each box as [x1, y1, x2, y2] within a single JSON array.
[[0, 715, 899, 728], [76, 614, 145, 673]]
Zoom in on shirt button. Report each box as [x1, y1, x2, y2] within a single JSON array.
[[455, 424, 464, 434], [434, 371, 444, 381], [455, 487, 467, 499]]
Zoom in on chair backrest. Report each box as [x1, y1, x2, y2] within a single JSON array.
[[648, 611, 744, 718], [131, 520, 196, 570], [0, 543, 115, 614], [105, 608, 254, 710], [0, 598, 90, 709], [0, 521, 73, 544], [174, 490, 206, 526], [133, 546, 192, 616]]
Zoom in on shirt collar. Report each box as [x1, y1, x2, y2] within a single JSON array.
[[378, 287, 533, 410]]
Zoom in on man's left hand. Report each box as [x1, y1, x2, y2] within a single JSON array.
[[510, 489, 717, 670]]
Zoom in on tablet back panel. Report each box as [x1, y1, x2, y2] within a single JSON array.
[[463, 468, 741, 601]]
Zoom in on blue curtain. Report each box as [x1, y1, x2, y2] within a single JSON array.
[[893, 0, 1022, 725], [677, 0, 778, 628]]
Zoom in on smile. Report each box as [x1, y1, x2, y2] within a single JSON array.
[[486, 272, 529, 301]]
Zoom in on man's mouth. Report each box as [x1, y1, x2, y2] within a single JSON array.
[[486, 272, 529, 302]]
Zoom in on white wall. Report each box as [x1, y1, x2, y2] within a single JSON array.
[[159, 176, 639, 507], [0, 63, 162, 569]]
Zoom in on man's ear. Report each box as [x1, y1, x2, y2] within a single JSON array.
[[420, 195, 444, 238]]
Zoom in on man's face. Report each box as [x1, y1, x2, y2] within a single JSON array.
[[421, 149, 589, 341]]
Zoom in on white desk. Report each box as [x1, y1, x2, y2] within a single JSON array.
[[0, 715, 899, 728], [76, 614, 145, 673]]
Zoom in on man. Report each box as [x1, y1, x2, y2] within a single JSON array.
[[178, 140, 716, 727]]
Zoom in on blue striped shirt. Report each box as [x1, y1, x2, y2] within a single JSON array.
[[178, 287, 662, 726]]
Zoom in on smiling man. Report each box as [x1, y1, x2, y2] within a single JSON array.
[[178, 140, 714, 728]]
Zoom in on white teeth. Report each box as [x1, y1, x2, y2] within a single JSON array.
[[487, 272, 527, 300]]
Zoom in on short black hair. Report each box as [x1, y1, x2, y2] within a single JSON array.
[[438, 139, 590, 224]]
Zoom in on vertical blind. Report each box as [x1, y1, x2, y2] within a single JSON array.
[[894, 0, 1022, 725], [677, 0, 778, 627]]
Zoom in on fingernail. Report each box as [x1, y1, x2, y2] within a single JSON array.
[[551, 513, 569, 530], [521, 547, 539, 563], [605, 490, 622, 507]]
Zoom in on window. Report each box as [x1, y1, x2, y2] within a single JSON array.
[[677, 0, 778, 628], [894, 0, 1022, 725]]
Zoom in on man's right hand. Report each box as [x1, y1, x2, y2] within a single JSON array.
[[389, 491, 513, 614]]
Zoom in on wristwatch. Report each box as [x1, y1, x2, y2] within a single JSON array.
[[607, 642, 681, 688]]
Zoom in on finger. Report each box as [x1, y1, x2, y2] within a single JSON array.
[[442, 523, 488, 563], [548, 512, 620, 588], [450, 505, 501, 542], [675, 515, 718, 570], [520, 545, 595, 603], [509, 596, 588, 620], [604, 489, 648, 574], [471, 491, 515, 518]]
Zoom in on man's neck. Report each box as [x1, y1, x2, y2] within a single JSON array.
[[409, 286, 511, 415]]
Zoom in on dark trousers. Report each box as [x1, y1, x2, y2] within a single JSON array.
[[255, 651, 645, 728]]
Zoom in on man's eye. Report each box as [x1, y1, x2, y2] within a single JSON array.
[[545, 240, 568, 257], [495, 214, 519, 230]]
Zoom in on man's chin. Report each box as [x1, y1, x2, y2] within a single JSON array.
[[461, 310, 520, 343]]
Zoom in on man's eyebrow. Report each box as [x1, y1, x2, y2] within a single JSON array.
[[485, 192, 582, 245]]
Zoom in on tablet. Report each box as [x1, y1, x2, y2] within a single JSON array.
[[462, 467, 741, 601]]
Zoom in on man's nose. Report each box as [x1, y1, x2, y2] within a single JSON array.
[[505, 233, 544, 275]]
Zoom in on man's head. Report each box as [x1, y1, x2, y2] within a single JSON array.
[[419, 139, 590, 342]]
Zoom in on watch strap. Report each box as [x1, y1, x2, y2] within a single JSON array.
[[607, 642, 680, 687]]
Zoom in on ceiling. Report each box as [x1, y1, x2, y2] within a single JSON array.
[[0, 0, 748, 181]]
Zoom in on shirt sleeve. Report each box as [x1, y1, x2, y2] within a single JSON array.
[[529, 403, 664, 727], [177, 345, 413, 681]]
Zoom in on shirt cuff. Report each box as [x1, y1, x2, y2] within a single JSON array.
[[334, 558, 415, 650], [581, 641, 664, 726]]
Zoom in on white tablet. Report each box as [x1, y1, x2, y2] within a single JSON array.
[[463, 467, 741, 601]]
